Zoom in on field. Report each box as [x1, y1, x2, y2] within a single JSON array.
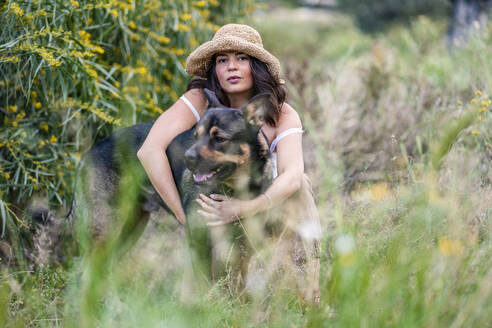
[[1, 3, 491, 327]]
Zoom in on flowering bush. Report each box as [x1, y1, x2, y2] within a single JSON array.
[[0, 0, 257, 260]]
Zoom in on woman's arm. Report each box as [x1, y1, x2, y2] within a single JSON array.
[[197, 104, 304, 225], [137, 88, 207, 224]]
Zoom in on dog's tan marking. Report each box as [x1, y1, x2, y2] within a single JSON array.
[[209, 126, 219, 136], [209, 126, 231, 139], [196, 125, 205, 137], [257, 132, 269, 156], [244, 104, 257, 124], [198, 145, 215, 160], [213, 144, 250, 165]]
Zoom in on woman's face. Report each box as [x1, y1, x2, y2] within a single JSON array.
[[214, 52, 254, 98]]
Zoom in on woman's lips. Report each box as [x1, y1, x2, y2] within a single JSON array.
[[227, 77, 241, 83]]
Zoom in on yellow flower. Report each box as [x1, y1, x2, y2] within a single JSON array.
[[370, 182, 390, 201], [471, 130, 480, 135], [171, 47, 185, 55], [478, 107, 487, 113], [114, 81, 120, 88], [193, 1, 207, 7], [109, 9, 118, 18], [457, 100, 462, 105], [8, 105, 17, 112], [16, 111, 26, 120], [177, 24, 191, 32], [180, 13, 192, 21], [156, 35, 170, 44], [78, 30, 91, 42], [438, 237, 463, 256], [470, 98, 477, 104], [4, 172, 10, 180], [475, 90, 482, 96], [31, 91, 37, 98], [39, 140, 45, 147], [91, 46, 104, 54], [40, 123, 49, 131], [481, 100, 489, 106], [83, 65, 98, 78], [71, 0, 79, 7], [35, 102, 42, 109], [50, 135, 58, 143], [137, 67, 147, 75], [478, 116, 482, 121], [128, 21, 136, 29], [188, 37, 199, 47], [11, 3, 24, 16]]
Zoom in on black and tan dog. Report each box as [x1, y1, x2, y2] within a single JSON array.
[[74, 89, 320, 302]]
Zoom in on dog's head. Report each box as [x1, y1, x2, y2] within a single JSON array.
[[184, 90, 272, 188]]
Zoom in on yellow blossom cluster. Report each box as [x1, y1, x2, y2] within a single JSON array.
[[14, 42, 61, 66], [0, 56, 20, 63], [9, 2, 24, 16], [57, 98, 121, 126], [83, 64, 99, 79]]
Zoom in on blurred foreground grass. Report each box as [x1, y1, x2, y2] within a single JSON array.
[[2, 7, 492, 328]]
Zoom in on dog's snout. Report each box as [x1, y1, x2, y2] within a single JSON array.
[[184, 148, 199, 170]]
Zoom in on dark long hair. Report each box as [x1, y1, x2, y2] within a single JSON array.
[[186, 55, 286, 127]]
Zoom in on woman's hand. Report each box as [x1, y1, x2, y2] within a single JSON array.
[[196, 193, 252, 226]]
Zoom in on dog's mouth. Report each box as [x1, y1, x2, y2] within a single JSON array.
[[192, 165, 234, 185]]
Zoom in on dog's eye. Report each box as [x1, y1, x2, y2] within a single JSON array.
[[214, 136, 227, 143]]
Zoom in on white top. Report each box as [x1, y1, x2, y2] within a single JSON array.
[[269, 128, 303, 179], [179, 94, 303, 179], [180, 95, 201, 123]]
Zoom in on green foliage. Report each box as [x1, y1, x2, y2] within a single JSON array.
[[337, 0, 450, 32], [0, 0, 257, 263], [1, 5, 492, 328]]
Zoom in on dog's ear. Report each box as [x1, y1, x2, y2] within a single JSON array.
[[203, 88, 224, 109], [242, 93, 271, 127]]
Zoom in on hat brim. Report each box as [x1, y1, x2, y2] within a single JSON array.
[[185, 36, 281, 82]]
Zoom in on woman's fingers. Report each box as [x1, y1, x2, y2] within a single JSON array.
[[197, 209, 221, 220], [199, 193, 221, 206], [207, 220, 226, 227], [210, 194, 229, 201], [207, 215, 239, 227], [196, 198, 219, 214]]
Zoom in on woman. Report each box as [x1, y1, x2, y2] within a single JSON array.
[[138, 23, 320, 303], [137, 24, 306, 226]]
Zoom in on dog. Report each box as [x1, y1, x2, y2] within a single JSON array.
[[74, 89, 320, 302]]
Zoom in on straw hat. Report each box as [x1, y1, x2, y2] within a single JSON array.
[[185, 24, 282, 84]]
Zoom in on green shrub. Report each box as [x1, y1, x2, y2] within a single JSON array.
[[337, 0, 450, 32], [0, 0, 258, 265]]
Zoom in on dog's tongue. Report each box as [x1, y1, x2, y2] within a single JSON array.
[[193, 172, 214, 183]]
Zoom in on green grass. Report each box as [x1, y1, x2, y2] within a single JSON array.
[[2, 6, 492, 328]]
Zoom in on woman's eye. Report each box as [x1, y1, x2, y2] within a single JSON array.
[[217, 58, 226, 63], [239, 56, 249, 61]]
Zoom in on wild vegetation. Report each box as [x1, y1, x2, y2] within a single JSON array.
[[1, 1, 491, 327]]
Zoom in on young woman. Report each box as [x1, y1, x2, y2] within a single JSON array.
[[137, 23, 308, 227], [138, 23, 320, 303]]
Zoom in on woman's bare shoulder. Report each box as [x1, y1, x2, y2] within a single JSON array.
[[183, 88, 208, 114], [277, 102, 302, 130]]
